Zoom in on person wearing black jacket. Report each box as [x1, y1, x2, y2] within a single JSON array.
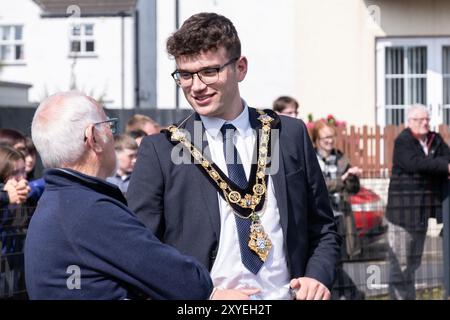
[[311, 120, 364, 300], [386, 104, 450, 300]]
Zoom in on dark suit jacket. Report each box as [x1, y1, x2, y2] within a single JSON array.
[[127, 108, 341, 289], [386, 128, 450, 230]]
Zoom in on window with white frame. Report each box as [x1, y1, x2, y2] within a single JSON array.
[[0, 25, 24, 62], [383, 46, 427, 125], [376, 38, 450, 127], [443, 47, 450, 125], [69, 24, 95, 55]]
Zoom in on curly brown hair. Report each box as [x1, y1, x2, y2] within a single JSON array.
[[166, 12, 241, 59]]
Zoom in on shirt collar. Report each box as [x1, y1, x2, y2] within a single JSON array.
[[45, 168, 127, 205], [115, 173, 131, 181], [200, 100, 253, 139]]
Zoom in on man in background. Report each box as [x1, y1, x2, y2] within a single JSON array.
[[126, 114, 161, 135], [107, 134, 138, 195], [386, 104, 450, 299], [272, 96, 299, 118]]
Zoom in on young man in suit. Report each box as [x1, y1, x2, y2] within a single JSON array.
[[127, 12, 341, 300]]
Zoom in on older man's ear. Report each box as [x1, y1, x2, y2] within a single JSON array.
[[85, 125, 104, 153]]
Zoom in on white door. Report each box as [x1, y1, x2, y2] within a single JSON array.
[[376, 37, 450, 127], [437, 39, 450, 125]]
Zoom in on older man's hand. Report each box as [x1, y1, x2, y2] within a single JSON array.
[[290, 277, 331, 300]]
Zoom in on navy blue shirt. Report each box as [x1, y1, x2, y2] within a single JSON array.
[[25, 168, 213, 299]]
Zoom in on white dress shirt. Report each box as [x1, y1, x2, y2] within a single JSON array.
[[419, 137, 429, 155], [200, 103, 290, 299]]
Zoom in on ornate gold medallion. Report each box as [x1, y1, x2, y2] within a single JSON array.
[[228, 191, 241, 204], [241, 194, 254, 208], [170, 127, 186, 141], [258, 114, 274, 124], [248, 219, 272, 262], [253, 183, 266, 196]]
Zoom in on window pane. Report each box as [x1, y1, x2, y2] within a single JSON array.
[[443, 47, 450, 109], [0, 45, 11, 60], [15, 45, 23, 60], [1, 26, 11, 41], [85, 41, 95, 52], [84, 24, 94, 36], [386, 108, 405, 125], [407, 78, 426, 105], [444, 108, 450, 125], [444, 47, 450, 74], [445, 78, 450, 105], [71, 41, 81, 52], [443, 47, 450, 124], [72, 25, 81, 36], [407, 47, 426, 74], [386, 78, 404, 105], [386, 47, 404, 74], [14, 26, 23, 40]]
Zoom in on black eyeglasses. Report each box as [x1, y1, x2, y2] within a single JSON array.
[[171, 57, 239, 87], [409, 117, 430, 123], [318, 135, 336, 141], [84, 118, 119, 141]]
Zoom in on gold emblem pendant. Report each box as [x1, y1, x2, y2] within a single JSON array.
[[253, 183, 266, 196], [228, 191, 241, 204], [248, 217, 272, 262]]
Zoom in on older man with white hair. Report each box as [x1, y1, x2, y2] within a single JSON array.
[[386, 104, 450, 300], [24, 91, 213, 299]]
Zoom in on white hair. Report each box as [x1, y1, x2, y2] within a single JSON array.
[[406, 104, 429, 120], [31, 91, 106, 168]]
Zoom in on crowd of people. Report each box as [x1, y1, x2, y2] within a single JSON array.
[[1, 12, 448, 301]]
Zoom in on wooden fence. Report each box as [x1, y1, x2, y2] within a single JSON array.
[[331, 125, 450, 178]]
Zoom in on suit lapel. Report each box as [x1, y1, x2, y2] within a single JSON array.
[[271, 145, 289, 243], [183, 114, 221, 240]]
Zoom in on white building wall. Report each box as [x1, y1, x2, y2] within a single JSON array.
[[156, 0, 298, 110], [0, 0, 41, 90], [294, 0, 383, 126], [0, 0, 135, 108]]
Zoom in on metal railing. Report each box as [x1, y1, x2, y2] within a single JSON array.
[[1, 177, 449, 300]]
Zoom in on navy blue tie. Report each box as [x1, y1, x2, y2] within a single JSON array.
[[221, 123, 263, 274]]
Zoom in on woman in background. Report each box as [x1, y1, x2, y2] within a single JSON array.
[[0, 145, 29, 298], [311, 120, 365, 300]]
